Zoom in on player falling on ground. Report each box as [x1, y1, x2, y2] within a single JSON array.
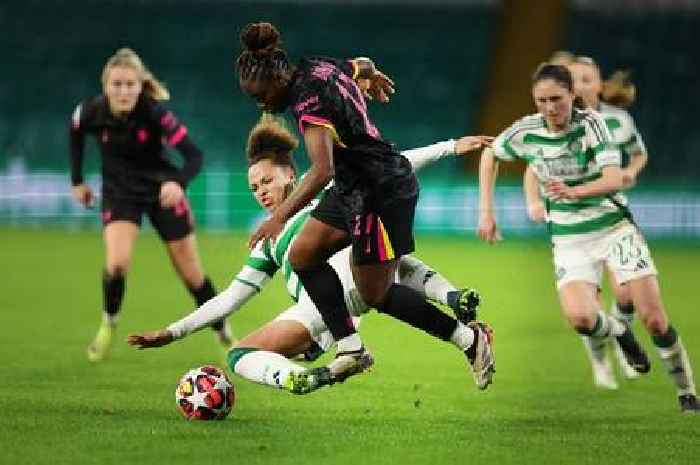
[[234, 22, 495, 387], [478, 63, 698, 413], [524, 53, 649, 389], [70, 48, 232, 362], [129, 114, 493, 393]]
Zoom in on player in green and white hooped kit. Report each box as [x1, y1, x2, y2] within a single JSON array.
[[524, 56, 652, 389], [129, 114, 494, 393], [479, 64, 698, 413]]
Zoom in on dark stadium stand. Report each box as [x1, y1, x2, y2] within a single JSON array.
[[1, 1, 497, 180], [565, 9, 700, 182]]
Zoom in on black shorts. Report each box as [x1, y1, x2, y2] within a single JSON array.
[[311, 188, 417, 265], [101, 197, 194, 241]]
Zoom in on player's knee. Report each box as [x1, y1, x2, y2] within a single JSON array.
[[359, 287, 388, 309], [614, 288, 632, 307], [567, 313, 596, 332]]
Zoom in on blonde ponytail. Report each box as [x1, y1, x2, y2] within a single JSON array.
[[601, 70, 636, 108]]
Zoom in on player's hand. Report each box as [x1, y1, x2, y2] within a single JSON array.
[[248, 215, 285, 249], [127, 330, 174, 349], [621, 168, 637, 190], [365, 69, 395, 103], [454, 136, 494, 155], [545, 179, 579, 201], [71, 184, 94, 208], [357, 78, 371, 98], [160, 181, 184, 208], [526, 201, 547, 223], [477, 213, 502, 244]]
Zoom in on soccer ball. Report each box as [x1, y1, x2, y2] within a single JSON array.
[[175, 365, 235, 420]]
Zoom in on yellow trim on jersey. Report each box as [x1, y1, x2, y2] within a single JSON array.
[[378, 218, 395, 261], [301, 117, 347, 148]]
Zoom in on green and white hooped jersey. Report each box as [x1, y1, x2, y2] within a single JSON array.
[[598, 102, 647, 164], [240, 200, 318, 302], [494, 108, 627, 237]]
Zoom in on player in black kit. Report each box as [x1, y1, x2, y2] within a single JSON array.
[[236, 22, 495, 390], [70, 48, 232, 362]]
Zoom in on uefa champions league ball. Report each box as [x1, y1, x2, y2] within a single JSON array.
[[175, 365, 235, 420]]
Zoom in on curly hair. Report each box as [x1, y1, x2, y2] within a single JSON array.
[[246, 113, 299, 173]]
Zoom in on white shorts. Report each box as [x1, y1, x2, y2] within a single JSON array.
[[274, 291, 362, 353], [552, 221, 657, 289], [274, 247, 366, 353]]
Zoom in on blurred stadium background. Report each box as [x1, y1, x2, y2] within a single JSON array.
[[2, 0, 699, 237]]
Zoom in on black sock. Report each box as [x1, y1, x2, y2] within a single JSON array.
[[652, 324, 678, 348], [377, 284, 458, 341], [189, 276, 223, 332], [617, 302, 635, 315], [103, 271, 125, 316], [296, 263, 355, 340]]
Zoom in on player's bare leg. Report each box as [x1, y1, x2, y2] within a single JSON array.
[[88, 221, 138, 362], [629, 275, 698, 413]]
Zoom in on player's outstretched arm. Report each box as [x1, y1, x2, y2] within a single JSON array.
[[127, 330, 174, 349], [127, 267, 269, 349], [401, 136, 493, 172]]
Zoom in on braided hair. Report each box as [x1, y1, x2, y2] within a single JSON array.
[[236, 22, 292, 83]]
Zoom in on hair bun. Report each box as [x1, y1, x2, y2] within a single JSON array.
[[240, 22, 280, 53]]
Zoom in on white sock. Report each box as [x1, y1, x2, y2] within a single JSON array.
[[233, 350, 305, 390], [657, 339, 697, 397], [450, 322, 475, 351], [611, 301, 634, 325], [591, 311, 625, 338], [337, 333, 363, 353], [581, 335, 607, 364], [424, 272, 457, 305], [398, 256, 456, 305], [103, 312, 118, 327]]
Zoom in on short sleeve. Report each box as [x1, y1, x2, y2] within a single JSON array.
[[619, 112, 648, 157], [294, 88, 336, 135], [493, 120, 529, 162]]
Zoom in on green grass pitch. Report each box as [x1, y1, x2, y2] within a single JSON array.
[[1, 228, 698, 464]]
